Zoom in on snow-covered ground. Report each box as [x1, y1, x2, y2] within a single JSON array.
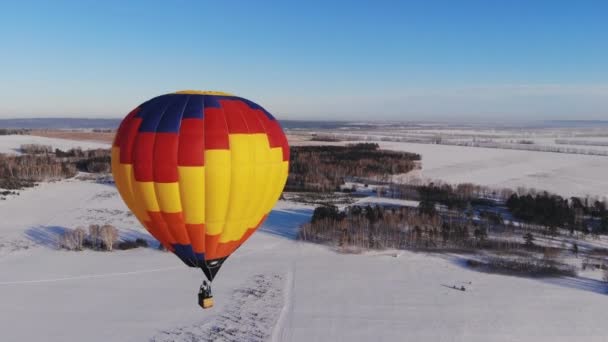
[[293, 136, 608, 199], [4, 131, 607, 199], [2, 179, 608, 341], [0, 134, 109, 154], [0, 131, 607, 341], [376, 141, 608, 199]]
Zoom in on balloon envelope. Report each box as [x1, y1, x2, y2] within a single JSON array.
[[111, 90, 289, 280]]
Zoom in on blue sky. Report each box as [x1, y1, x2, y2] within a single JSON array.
[[0, 0, 606, 121]]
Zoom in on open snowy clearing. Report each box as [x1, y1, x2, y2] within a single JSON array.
[[1, 179, 608, 341], [0, 134, 109, 155], [377, 142, 608, 199], [288, 136, 608, 199]]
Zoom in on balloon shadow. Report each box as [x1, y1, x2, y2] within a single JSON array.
[[258, 208, 313, 240]]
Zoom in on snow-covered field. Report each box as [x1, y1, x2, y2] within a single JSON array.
[[377, 141, 608, 199], [2, 178, 608, 341], [1, 130, 608, 341], [0, 134, 109, 154], [290, 125, 608, 199]]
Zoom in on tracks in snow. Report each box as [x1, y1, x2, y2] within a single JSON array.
[[271, 268, 294, 342], [0, 266, 182, 286], [152, 274, 285, 342]]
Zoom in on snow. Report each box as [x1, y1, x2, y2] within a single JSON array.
[[0, 127, 607, 341], [354, 196, 420, 208], [375, 141, 608, 199], [1, 179, 608, 341], [290, 126, 608, 199], [0, 134, 109, 155]]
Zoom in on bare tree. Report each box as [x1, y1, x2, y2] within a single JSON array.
[[59, 227, 86, 250], [88, 224, 101, 249], [100, 224, 119, 251]]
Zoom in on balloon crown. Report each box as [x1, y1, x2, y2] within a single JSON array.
[[174, 90, 234, 96]]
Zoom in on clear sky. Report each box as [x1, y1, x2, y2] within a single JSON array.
[[0, 0, 606, 121]]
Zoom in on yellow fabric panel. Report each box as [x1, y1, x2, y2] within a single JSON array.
[[220, 134, 254, 243], [205, 150, 231, 235], [133, 181, 160, 212], [260, 147, 286, 214], [173, 90, 234, 96], [128, 166, 151, 222], [245, 134, 273, 228], [272, 161, 289, 204], [154, 182, 182, 213], [178, 166, 205, 224], [111, 148, 150, 222], [111, 147, 135, 210]]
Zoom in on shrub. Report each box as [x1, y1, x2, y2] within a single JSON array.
[[100, 224, 119, 251], [135, 238, 149, 247], [116, 240, 138, 250], [116, 238, 149, 250], [87, 224, 118, 251], [0, 178, 36, 190], [88, 224, 102, 249], [59, 227, 86, 250], [467, 256, 576, 277], [20, 144, 52, 154]]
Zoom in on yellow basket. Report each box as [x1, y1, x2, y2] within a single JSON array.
[[201, 297, 214, 309]]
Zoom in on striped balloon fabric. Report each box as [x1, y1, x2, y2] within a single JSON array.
[[111, 91, 289, 280]]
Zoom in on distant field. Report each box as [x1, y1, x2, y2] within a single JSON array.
[[379, 141, 608, 199], [29, 129, 115, 144], [0, 134, 110, 155], [3, 123, 608, 199]]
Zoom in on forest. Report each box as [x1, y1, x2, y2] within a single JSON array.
[[286, 143, 420, 192], [383, 182, 608, 235], [0, 129, 29, 135], [506, 193, 608, 234], [299, 203, 527, 252], [0, 144, 110, 189]]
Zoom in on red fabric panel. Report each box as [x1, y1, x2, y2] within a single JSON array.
[[153, 133, 179, 183], [186, 223, 206, 254], [119, 117, 143, 164], [162, 212, 189, 245], [133, 132, 155, 182], [220, 100, 250, 134], [114, 107, 140, 147], [204, 108, 230, 149], [239, 102, 266, 133], [178, 118, 205, 166]]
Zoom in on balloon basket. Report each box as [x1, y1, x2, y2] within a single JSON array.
[[199, 296, 214, 309]]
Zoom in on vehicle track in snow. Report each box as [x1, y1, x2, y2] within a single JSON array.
[[152, 273, 285, 342], [271, 267, 294, 342], [0, 266, 183, 285]]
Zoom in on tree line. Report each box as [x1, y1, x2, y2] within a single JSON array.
[[383, 181, 608, 235], [299, 204, 520, 252], [506, 193, 608, 234], [0, 145, 111, 188], [286, 143, 420, 192], [0, 129, 29, 135]]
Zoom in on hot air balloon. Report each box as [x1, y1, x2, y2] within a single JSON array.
[[111, 91, 289, 308]]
